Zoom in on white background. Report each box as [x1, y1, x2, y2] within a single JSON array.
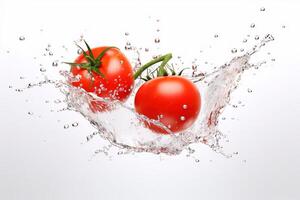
[[0, 0, 300, 200]]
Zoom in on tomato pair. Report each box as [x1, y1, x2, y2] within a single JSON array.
[[67, 41, 201, 134]]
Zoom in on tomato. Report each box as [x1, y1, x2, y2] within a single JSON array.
[[70, 46, 134, 111], [134, 76, 201, 134]]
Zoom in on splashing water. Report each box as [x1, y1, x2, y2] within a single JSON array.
[[44, 34, 274, 156]]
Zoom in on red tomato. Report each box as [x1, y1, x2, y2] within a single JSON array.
[[134, 76, 201, 134], [70, 47, 134, 111]]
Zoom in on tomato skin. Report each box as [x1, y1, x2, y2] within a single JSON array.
[[70, 47, 134, 112], [134, 76, 201, 134]]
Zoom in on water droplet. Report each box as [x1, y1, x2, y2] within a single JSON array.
[[247, 88, 253, 93], [254, 35, 260, 40], [180, 116, 186, 121], [240, 48, 244, 52], [250, 23, 255, 28], [72, 122, 79, 127], [40, 68, 46, 72], [195, 159, 200, 163], [271, 58, 276, 61], [28, 111, 33, 115], [49, 51, 53, 56], [64, 124, 69, 129], [282, 25, 286, 29], [8, 85, 13, 89], [260, 7, 265, 11], [45, 47, 50, 51], [154, 38, 160, 43], [19, 36, 25, 41], [231, 48, 237, 53], [145, 48, 149, 52], [77, 49, 83, 54], [52, 61, 58, 67], [243, 39, 247, 43], [232, 105, 238, 108], [214, 34, 219, 38], [125, 32, 129, 36], [182, 104, 188, 109]]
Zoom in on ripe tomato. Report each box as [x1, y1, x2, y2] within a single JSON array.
[[70, 47, 134, 111], [134, 76, 201, 134]]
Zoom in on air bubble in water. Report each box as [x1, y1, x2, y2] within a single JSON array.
[[40, 68, 46, 72], [19, 36, 25, 41], [49, 51, 53, 56], [255, 35, 260, 40], [214, 34, 219, 38], [182, 104, 188, 109], [52, 61, 58, 67], [260, 7, 266, 11], [64, 124, 69, 129], [72, 122, 79, 127], [154, 38, 160, 43], [28, 111, 33, 115], [247, 88, 253, 93], [250, 23, 255, 28], [231, 48, 237, 54], [243, 39, 248, 43], [77, 49, 83, 54], [125, 32, 129, 36]]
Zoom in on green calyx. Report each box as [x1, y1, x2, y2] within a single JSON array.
[[64, 40, 115, 78], [133, 53, 188, 81]]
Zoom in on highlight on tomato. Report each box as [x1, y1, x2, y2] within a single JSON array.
[[65, 41, 134, 112], [134, 53, 201, 134]]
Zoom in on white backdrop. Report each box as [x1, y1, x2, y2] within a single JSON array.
[[1, 0, 300, 200]]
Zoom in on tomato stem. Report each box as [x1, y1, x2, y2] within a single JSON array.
[[133, 53, 172, 80]]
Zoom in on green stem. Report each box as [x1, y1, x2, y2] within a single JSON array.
[[133, 53, 172, 80]]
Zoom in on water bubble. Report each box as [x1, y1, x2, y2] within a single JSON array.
[[231, 48, 237, 54], [282, 25, 286, 29], [250, 23, 255, 28], [19, 36, 25, 41], [45, 47, 50, 51], [247, 88, 253, 93], [182, 104, 188, 109], [145, 48, 149, 52], [28, 111, 33, 115], [77, 49, 83, 54], [214, 34, 219, 38], [180, 116, 186, 121], [271, 58, 276, 61], [154, 38, 160, 43], [240, 48, 244, 52], [125, 32, 129, 36], [72, 122, 79, 127], [40, 68, 46, 72], [52, 61, 58, 67], [64, 124, 69, 129], [254, 35, 260, 40], [260, 7, 266, 11], [243, 39, 248, 43], [49, 51, 53, 56], [232, 105, 238, 108], [8, 85, 13, 89], [195, 159, 200, 163]]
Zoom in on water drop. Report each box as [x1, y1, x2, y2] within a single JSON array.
[[250, 23, 255, 28], [247, 88, 253, 93], [125, 32, 129, 36], [260, 7, 265, 11], [8, 85, 13, 89], [28, 111, 33, 115], [45, 47, 50, 51], [145, 48, 149, 52], [64, 124, 69, 129], [271, 58, 276, 61], [180, 116, 186, 121], [214, 34, 219, 38], [240, 48, 244, 52], [282, 25, 286, 29], [231, 48, 237, 53], [49, 51, 53, 56], [19, 36, 25, 41], [52, 61, 58, 67], [195, 159, 200, 163], [154, 38, 160, 43], [72, 122, 79, 127], [182, 104, 188, 109], [254, 35, 260, 40], [242, 39, 247, 43]]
